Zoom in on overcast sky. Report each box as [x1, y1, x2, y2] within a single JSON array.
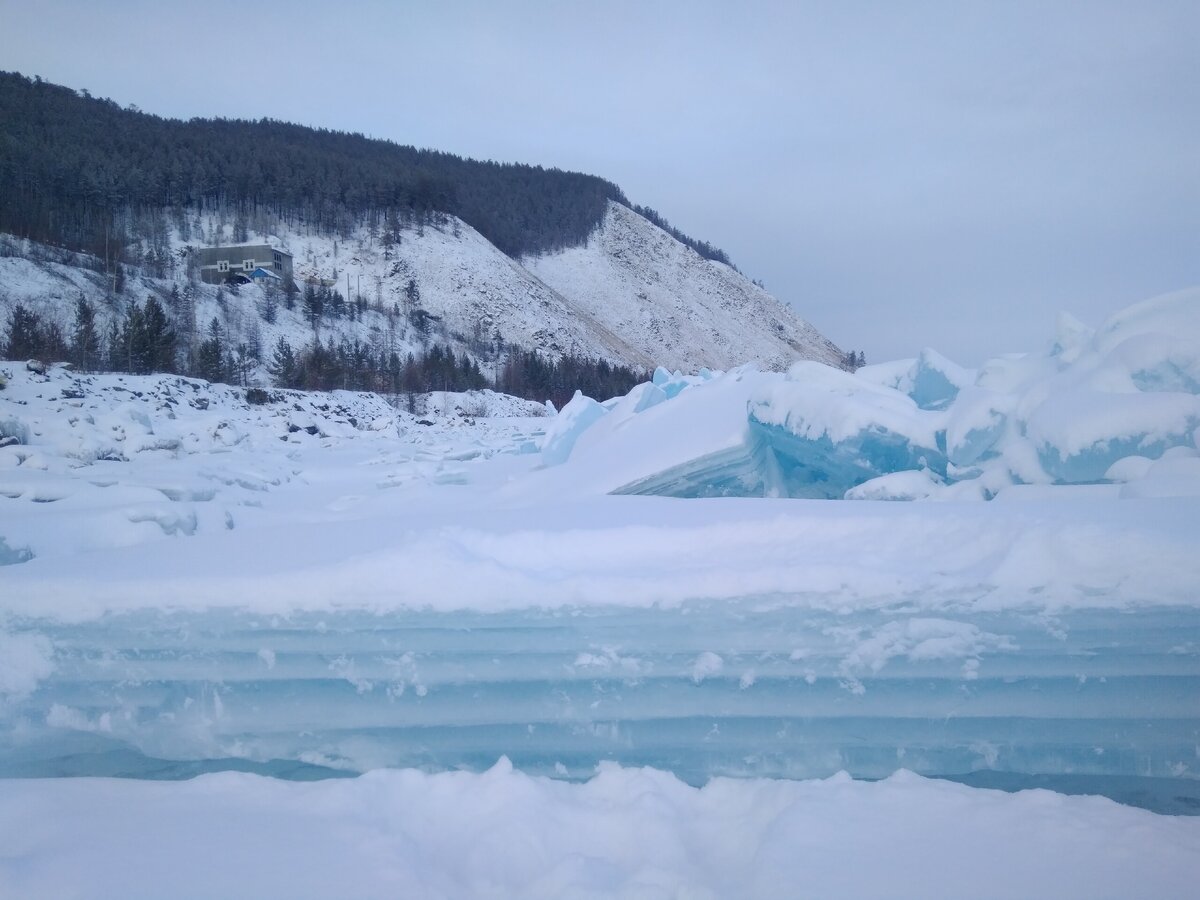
[[2, 0, 1196, 364]]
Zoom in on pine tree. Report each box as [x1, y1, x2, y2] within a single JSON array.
[[303, 282, 322, 330], [283, 277, 298, 311], [3, 304, 43, 360], [141, 296, 177, 372], [234, 342, 254, 386], [70, 295, 100, 371], [267, 337, 296, 387], [119, 302, 147, 373], [196, 317, 226, 383]]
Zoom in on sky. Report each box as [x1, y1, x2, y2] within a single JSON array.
[[1, 0, 1197, 364]]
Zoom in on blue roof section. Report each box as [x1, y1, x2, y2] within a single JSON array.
[[250, 267, 282, 280]]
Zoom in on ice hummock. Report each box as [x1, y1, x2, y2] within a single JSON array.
[[530, 288, 1200, 501]]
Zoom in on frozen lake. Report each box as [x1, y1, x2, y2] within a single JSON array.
[[4, 287, 1200, 895]]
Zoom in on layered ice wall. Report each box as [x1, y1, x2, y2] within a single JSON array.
[[538, 288, 1200, 501], [3, 604, 1198, 814]]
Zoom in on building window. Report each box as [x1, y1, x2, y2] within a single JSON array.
[[243, 259, 255, 271], [273, 252, 282, 263], [217, 260, 229, 273], [274, 261, 281, 270]]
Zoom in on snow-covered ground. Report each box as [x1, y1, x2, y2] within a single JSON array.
[[4, 763, 1197, 900], [2, 289, 1199, 897]]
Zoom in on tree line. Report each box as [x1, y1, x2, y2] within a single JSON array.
[[2, 299, 647, 408], [0, 72, 736, 274]]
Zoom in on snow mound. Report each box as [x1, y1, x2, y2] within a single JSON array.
[[1, 763, 1196, 899]]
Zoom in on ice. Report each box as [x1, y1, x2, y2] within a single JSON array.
[[539, 390, 608, 466], [907, 347, 974, 409], [1026, 390, 1200, 482], [520, 287, 1200, 500], [2, 604, 1197, 804], [943, 387, 1012, 466]]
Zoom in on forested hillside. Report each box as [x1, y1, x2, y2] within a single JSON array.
[[0, 72, 733, 267], [0, 72, 848, 398]]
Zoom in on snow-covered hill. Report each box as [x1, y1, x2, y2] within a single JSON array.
[[0, 203, 841, 384], [525, 202, 845, 371]]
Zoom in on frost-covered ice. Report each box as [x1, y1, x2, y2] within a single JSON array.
[[2, 290, 1200, 895]]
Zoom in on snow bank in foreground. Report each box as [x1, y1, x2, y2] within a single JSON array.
[[2, 763, 1196, 900], [531, 288, 1200, 500]]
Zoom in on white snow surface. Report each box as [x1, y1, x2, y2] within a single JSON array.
[[2, 762, 1197, 900]]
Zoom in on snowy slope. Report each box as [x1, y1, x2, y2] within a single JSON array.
[[524, 201, 845, 371], [0, 204, 842, 381], [281, 214, 653, 365]]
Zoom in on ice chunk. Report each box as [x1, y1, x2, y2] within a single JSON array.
[[650, 365, 708, 399], [540, 391, 609, 466], [907, 348, 974, 410], [605, 381, 668, 423], [1026, 390, 1200, 482], [943, 388, 1012, 467], [749, 362, 946, 497]]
